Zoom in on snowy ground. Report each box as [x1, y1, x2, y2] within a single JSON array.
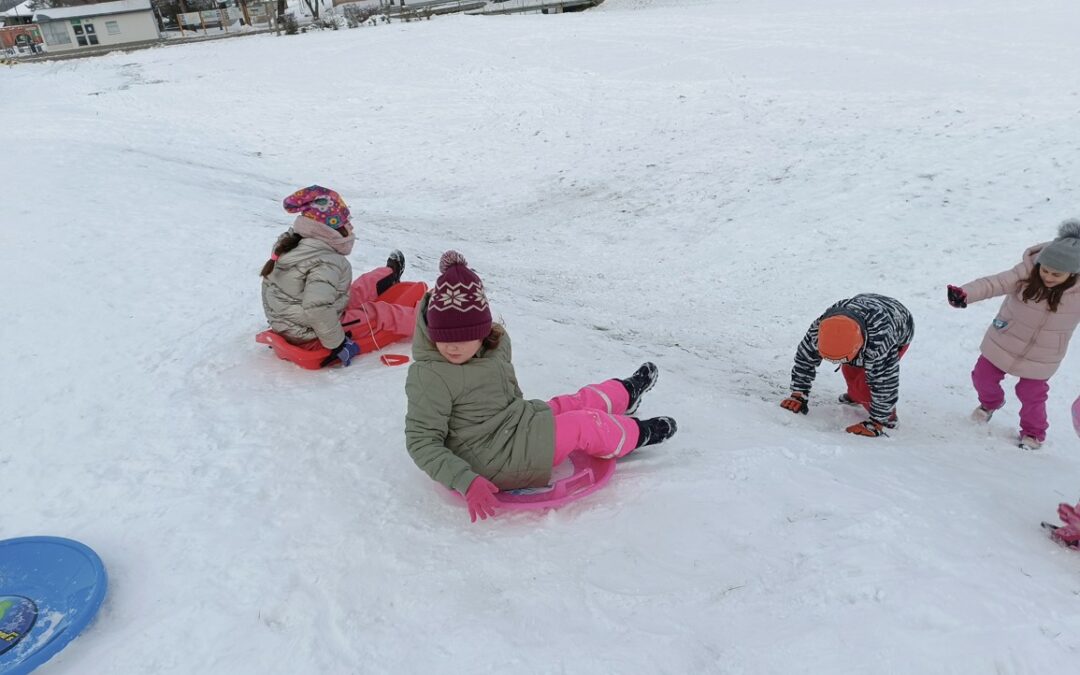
[[3, 0, 1080, 672]]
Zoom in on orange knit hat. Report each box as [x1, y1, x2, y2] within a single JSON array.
[[817, 315, 864, 362]]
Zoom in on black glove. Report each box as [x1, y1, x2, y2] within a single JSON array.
[[947, 285, 967, 309]]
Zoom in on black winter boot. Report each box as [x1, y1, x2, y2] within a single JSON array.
[[634, 416, 677, 449], [387, 249, 405, 280], [378, 250, 405, 296], [621, 362, 659, 415]]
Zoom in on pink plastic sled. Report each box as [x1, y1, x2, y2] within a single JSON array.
[[447, 451, 617, 512], [256, 281, 427, 370]]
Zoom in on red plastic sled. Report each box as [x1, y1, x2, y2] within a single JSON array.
[[256, 281, 428, 370], [447, 451, 617, 512]]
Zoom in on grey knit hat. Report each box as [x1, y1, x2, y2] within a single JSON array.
[[1036, 219, 1080, 274]]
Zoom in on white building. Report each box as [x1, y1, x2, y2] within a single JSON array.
[[35, 0, 159, 53]]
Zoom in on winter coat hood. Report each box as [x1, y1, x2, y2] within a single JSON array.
[[292, 215, 355, 257]]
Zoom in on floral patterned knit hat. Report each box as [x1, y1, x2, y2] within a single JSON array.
[[427, 251, 492, 343], [283, 185, 351, 230]]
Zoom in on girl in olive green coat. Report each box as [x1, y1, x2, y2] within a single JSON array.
[[404, 251, 678, 522]]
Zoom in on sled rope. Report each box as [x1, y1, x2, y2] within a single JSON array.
[[357, 307, 409, 367]]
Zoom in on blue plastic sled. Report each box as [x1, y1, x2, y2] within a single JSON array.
[[0, 537, 107, 674]]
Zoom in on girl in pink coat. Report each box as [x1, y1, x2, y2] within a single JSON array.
[[947, 219, 1080, 449]]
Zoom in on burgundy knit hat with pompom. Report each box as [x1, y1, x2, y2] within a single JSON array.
[[427, 251, 492, 342]]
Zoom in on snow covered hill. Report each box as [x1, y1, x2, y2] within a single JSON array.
[[2, 0, 1079, 672]]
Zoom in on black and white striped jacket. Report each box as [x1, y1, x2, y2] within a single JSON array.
[[790, 294, 915, 424]]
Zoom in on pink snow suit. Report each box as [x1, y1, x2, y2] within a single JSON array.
[[342, 268, 417, 337], [548, 380, 640, 465], [284, 266, 416, 353], [961, 243, 1080, 441]]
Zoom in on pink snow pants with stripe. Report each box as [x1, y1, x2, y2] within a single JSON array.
[[971, 355, 1050, 441], [548, 380, 640, 466], [340, 267, 416, 336]]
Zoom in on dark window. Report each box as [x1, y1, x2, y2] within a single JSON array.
[[74, 22, 98, 46]]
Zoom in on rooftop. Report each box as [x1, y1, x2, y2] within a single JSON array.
[[33, 0, 152, 21], [1, 0, 32, 19]]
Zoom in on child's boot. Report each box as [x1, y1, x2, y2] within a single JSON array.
[[1018, 434, 1042, 451], [387, 249, 405, 283], [971, 405, 995, 423], [838, 393, 860, 406], [884, 410, 898, 429], [622, 362, 659, 415], [634, 416, 677, 448], [377, 250, 405, 295]]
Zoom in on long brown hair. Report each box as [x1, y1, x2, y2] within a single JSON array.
[[1017, 263, 1078, 312], [482, 323, 505, 351], [260, 232, 303, 277]]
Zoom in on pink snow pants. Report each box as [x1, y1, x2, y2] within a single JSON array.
[[548, 380, 640, 466], [971, 355, 1050, 441], [340, 267, 416, 337]]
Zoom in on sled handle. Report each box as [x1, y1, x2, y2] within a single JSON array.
[[556, 467, 595, 497]]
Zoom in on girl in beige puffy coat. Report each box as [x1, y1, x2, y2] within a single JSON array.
[[259, 186, 415, 367], [947, 219, 1080, 449]]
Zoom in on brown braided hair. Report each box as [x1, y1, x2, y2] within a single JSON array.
[[260, 232, 303, 277]]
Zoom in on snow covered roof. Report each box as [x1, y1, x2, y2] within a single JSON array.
[[1, 0, 32, 19], [34, 0, 152, 21]]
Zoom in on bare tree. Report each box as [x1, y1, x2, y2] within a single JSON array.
[[29, 0, 100, 8], [152, 0, 216, 16]]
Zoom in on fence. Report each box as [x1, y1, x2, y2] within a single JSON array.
[[175, 2, 277, 34]]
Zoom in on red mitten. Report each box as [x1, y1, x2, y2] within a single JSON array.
[[465, 476, 500, 523], [780, 392, 809, 415], [947, 285, 968, 309], [846, 420, 884, 437]]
